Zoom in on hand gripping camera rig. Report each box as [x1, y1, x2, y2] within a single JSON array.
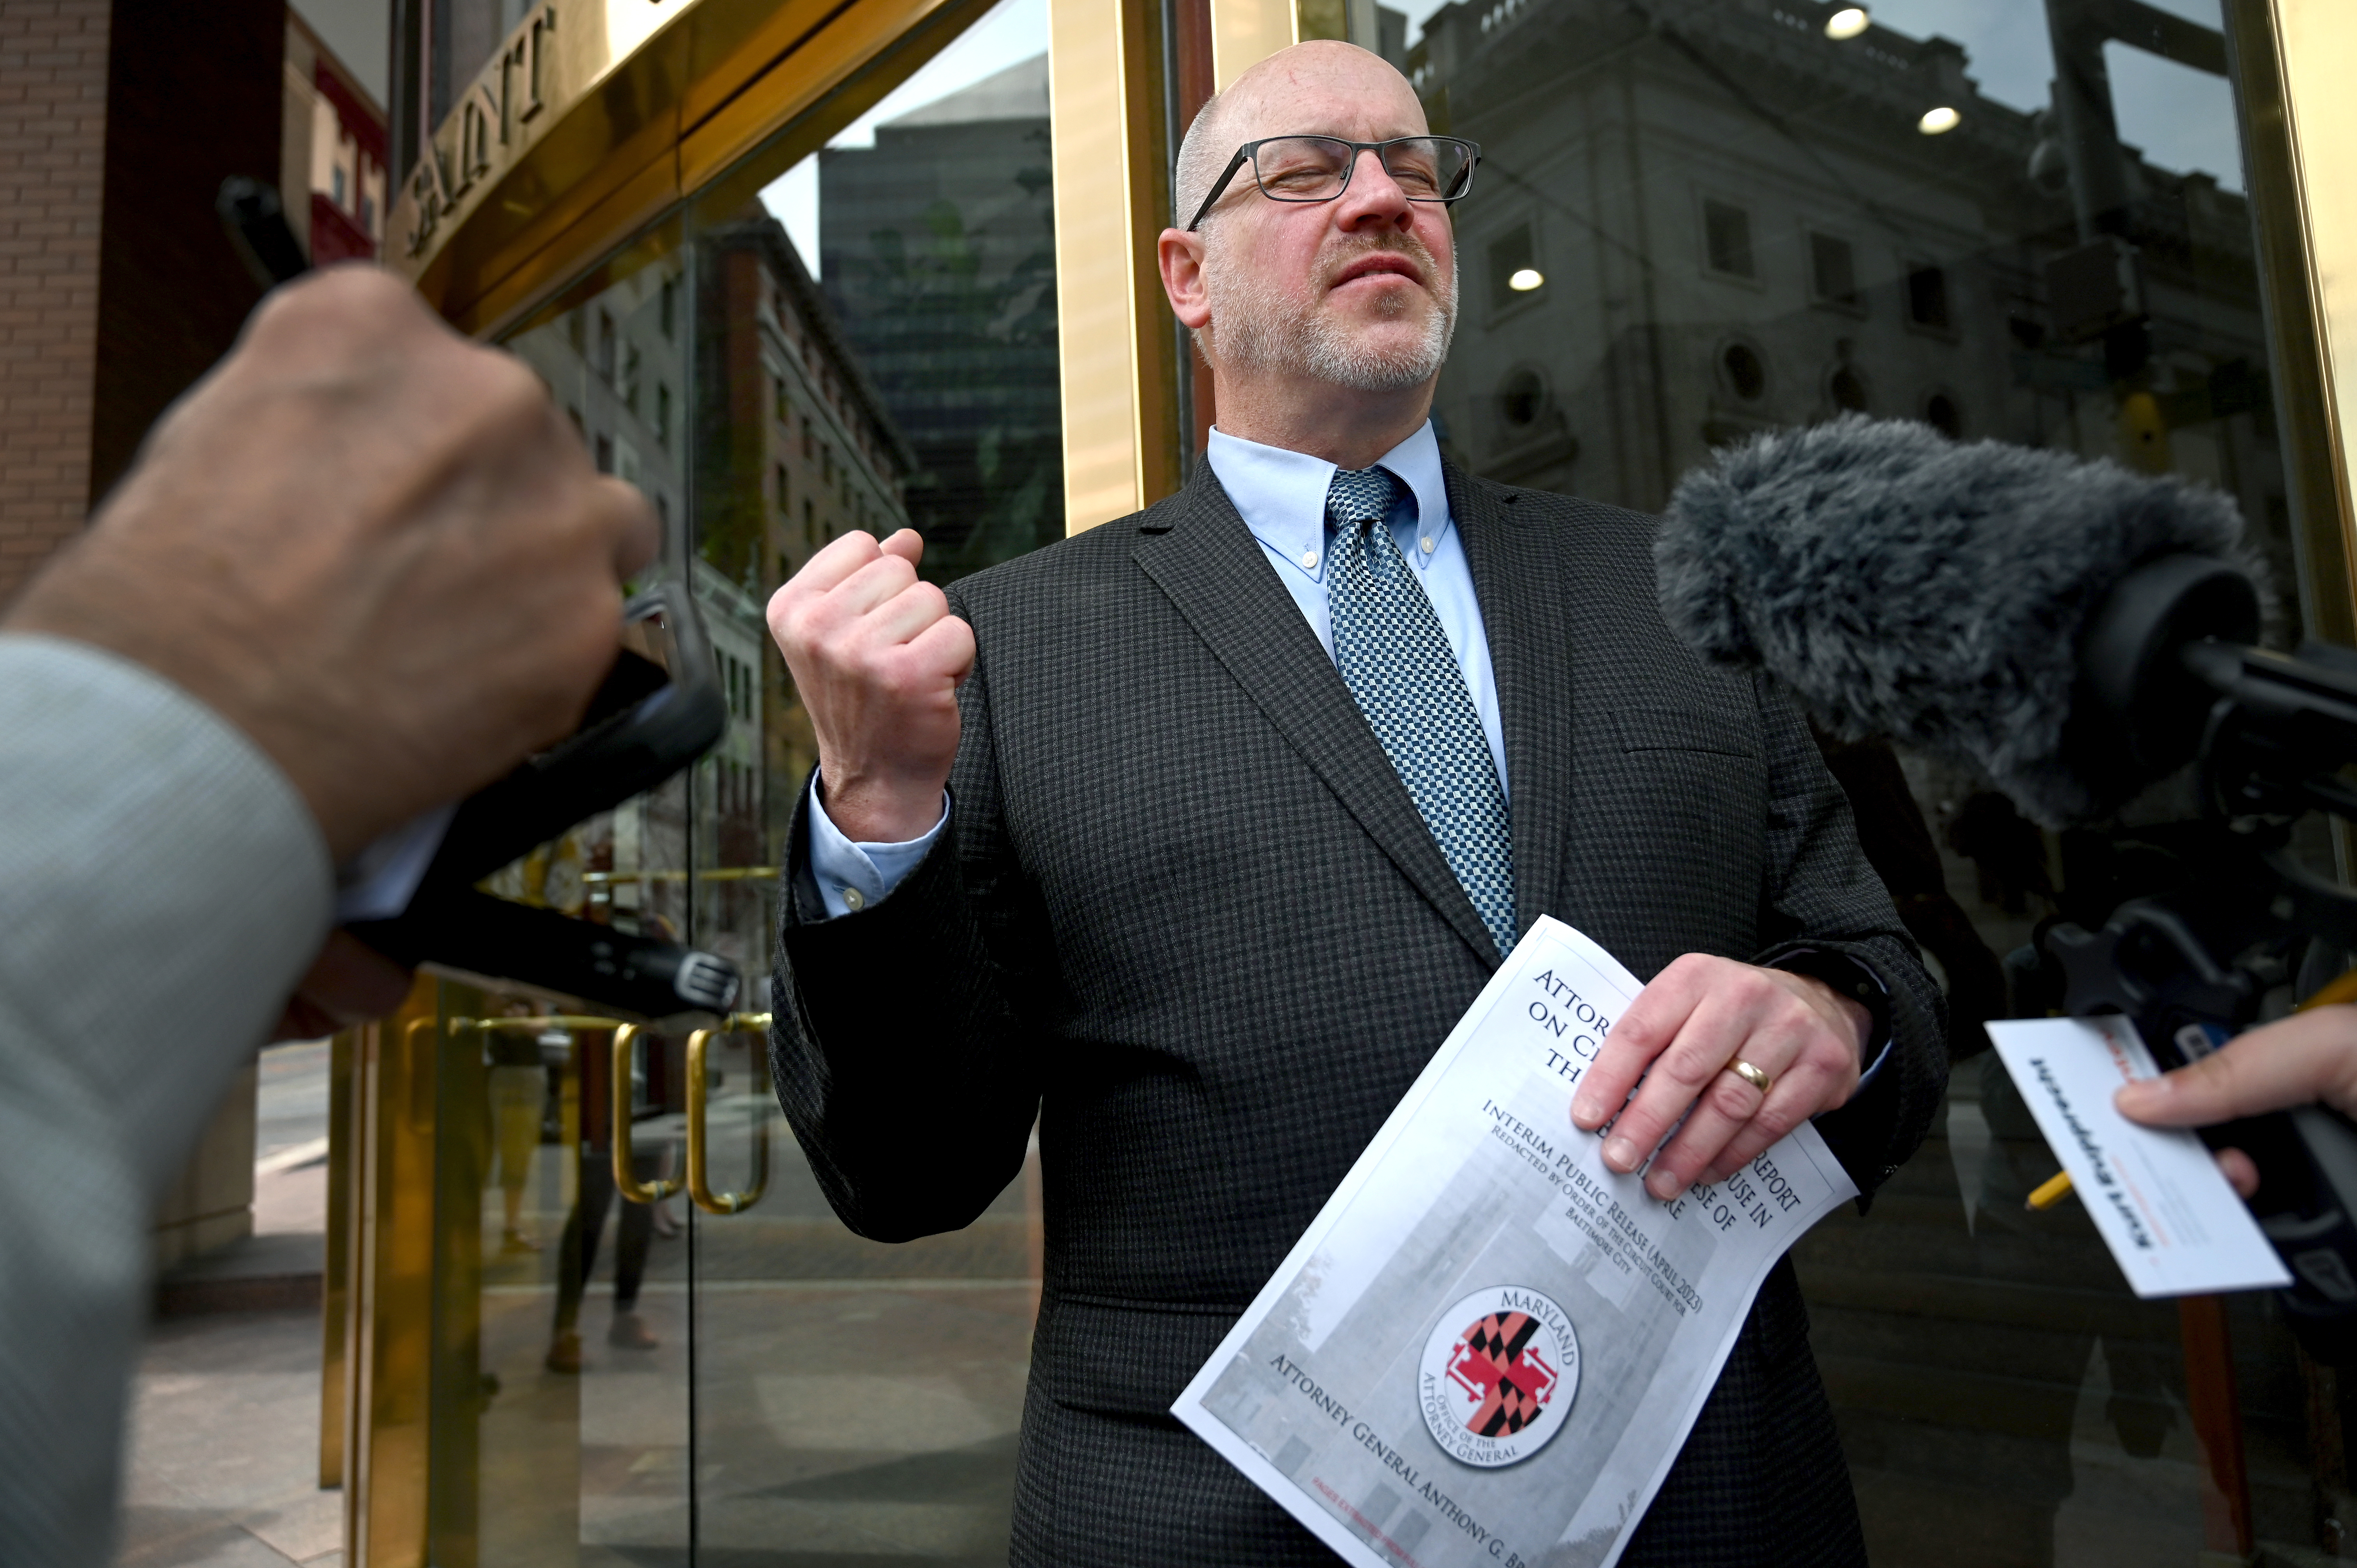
[[219, 175, 742, 1021], [2043, 553, 2357, 1360]]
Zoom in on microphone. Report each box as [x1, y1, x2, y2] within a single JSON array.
[[1655, 414, 2357, 1354], [1654, 414, 2264, 827]]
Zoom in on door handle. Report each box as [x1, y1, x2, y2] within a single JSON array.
[[445, 1014, 670, 1201], [684, 1013, 773, 1215], [610, 1023, 683, 1204]]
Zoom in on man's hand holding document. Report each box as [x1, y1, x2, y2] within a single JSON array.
[[1174, 918, 1857, 1568]]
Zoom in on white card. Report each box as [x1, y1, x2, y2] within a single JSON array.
[[1986, 1015, 2290, 1297]]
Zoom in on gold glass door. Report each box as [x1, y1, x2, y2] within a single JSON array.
[[1364, 0, 2321, 1559], [366, 0, 1085, 1555], [674, 6, 1061, 1554]]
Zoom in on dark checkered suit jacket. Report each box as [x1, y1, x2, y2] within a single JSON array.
[[771, 460, 1947, 1566]]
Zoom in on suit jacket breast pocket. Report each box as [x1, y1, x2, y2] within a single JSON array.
[[1611, 705, 1758, 759], [1568, 707, 1768, 965]]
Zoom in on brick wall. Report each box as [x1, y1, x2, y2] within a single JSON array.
[[90, 0, 279, 509], [0, 0, 111, 602]]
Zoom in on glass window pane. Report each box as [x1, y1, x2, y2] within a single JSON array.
[[1401, 0, 2316, 1557], [686, 0, 1061, 1557]]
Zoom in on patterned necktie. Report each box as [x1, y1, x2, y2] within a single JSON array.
[[1324, 466, 1517, 956]]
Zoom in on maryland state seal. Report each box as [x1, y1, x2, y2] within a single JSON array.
[[1417, 1286, 1579, 1468]]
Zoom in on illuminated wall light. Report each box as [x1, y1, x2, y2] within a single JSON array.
[[1825, 6, 1869, 40], [1918, 105, 1961, 134], [1509, 268, 1544, 292]]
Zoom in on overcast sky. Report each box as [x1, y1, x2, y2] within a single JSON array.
[[761, 0, 1049, 267]]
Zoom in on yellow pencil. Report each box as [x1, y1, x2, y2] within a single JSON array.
[[2026, 1171, 2074, 1210]]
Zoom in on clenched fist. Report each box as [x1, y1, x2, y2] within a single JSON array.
[[767, 529, 974, 842]]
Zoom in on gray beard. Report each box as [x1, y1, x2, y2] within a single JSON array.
[[1203, 238, 1457, 393]]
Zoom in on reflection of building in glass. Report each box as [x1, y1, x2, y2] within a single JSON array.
[[696, 217, 918, 861], [283, 9, 386, 263], [820, 53, 1063, 580], [697, 217, 915, 590], [1416, 0, 2291, 627], [693, 559, 772, 967], [509, 273, 689, 533], [1414, 3, 2315, 1554], [504, 272, 697, 938]]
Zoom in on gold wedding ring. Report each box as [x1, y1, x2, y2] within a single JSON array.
[[1726, 1058, 1774, 1095]]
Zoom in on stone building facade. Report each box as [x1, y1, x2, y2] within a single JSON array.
[[1417, 0, 2288, 626]]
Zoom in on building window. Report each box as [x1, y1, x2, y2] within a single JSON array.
[[1923, 392, 1963, 438], [775, 377, 790, 425], [776, 463, 790, 512], [1906, 264, 1950, 330], [1488, 224, 1541, 310], [595, 311, 616, 384], [659, 277, 677, 340], [656, 383, 671, 449], [622, 344, 641, 417], [801, 417, 814, 459], [1828, 366, 1869, 413], [1720, 341, 1768, 402], [805, 499, 817, 546], [1497, 367, 1548, 433], [1809, 233, 1859, 308], [1703, 200, 1754, 279]]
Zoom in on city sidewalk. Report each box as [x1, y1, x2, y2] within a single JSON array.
[[112, 1309, 337, 1568], [115, 1040, 338, 1567]]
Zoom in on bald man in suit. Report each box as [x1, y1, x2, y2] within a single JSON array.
[[766, 40, 1944, 1567]]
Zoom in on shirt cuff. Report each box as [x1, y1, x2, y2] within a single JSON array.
[[1767, 948, 1893, 1090], [806, 774, 950, 919]]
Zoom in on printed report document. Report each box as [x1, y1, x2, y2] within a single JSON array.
[[1174, 916, 1859, 1568]]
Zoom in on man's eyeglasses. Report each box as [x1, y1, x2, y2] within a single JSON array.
[[1184, 136, 1481, 232]]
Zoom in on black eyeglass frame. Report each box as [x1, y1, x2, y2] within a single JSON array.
[[1183, 135, 1482, 232]]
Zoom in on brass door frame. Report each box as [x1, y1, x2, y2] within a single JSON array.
[[361, 0, 1178, 1557], [2226, 0, 2357, 646], [1050, 0, 1294, 532], [1049, 0, 1184, 530], [394, 0, 1012, 337], [387, 0, 1299, 528]]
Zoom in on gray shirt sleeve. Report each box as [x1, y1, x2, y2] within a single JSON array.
[[0, 634, 333, 1567]]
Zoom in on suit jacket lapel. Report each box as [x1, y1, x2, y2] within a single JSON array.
[[1132, 464, 1502, 966], [1449, 463, 1576, 943]]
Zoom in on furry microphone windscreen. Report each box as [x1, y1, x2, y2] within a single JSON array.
[[1656, 415, 2252, 827]]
